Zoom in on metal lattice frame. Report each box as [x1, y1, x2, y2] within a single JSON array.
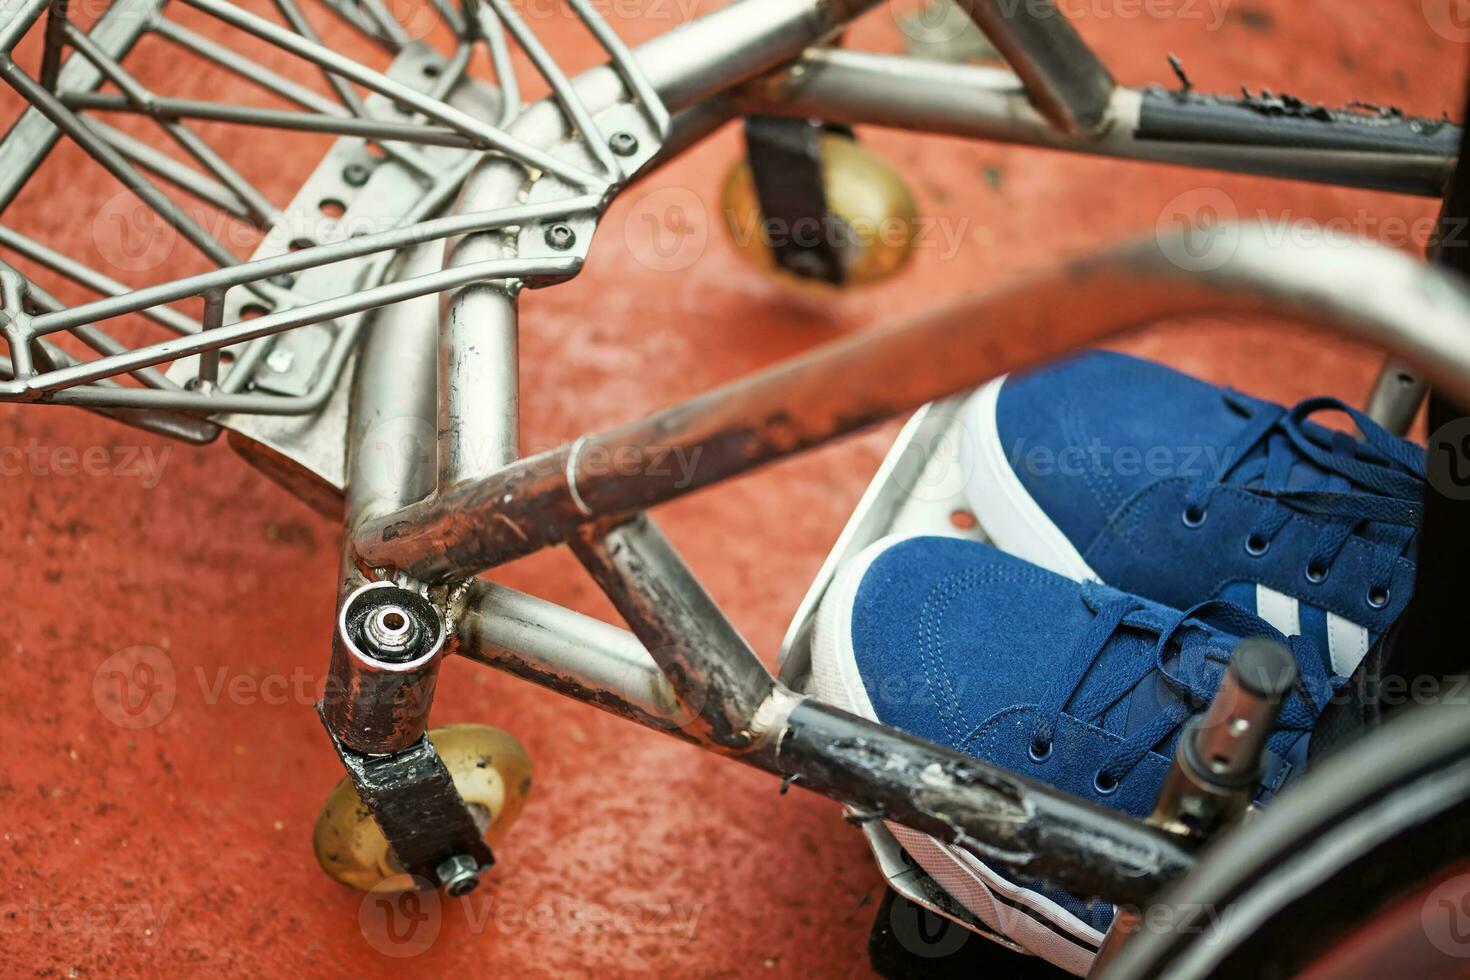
[[0, 0, 667, 433]]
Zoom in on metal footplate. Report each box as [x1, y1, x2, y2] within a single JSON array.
[[775, 398, 996, 934], [219, 43, 502, 517]]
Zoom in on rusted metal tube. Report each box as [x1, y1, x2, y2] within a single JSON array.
[[769, 699, 1194, 906], [952, 0, 1115, 135], [354, 228, 1470, 582], [323, 241, 446, 753], [569, 515, 776, 749], [454, 577, 687, 731], [740, 49, 1453, 198], [451, 583, 1194, 905]]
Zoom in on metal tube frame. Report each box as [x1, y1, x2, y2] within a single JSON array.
[[0, 0, 1456, 420], [4, 0, 1468, 952]]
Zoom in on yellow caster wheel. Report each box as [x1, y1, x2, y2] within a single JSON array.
[[720, 133, 919, 286], [313, 724, 533, 892]]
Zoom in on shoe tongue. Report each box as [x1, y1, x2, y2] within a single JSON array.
[[1117, 631, 1230, 740], [1118, 672, 1178, 740], [1283, 457, 1330, 491]]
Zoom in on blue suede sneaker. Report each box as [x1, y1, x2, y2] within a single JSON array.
[[960, 350, 1426, 678], [811, 536, 1332, 976]]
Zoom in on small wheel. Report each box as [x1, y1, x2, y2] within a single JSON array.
[[719, 133, 920, 286], [312, 724, 533, 892]]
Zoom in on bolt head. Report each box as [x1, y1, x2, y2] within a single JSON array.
[[342, 163, 371, 187], [609, 131, 640, 157], [436, 855, 480, 897], [266, 349, 296, 374], [359, 602, 423, 662], [544, 224, 577, 251]]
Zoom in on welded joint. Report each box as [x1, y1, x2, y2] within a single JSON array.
[[0, 264, 37, 388], [437, 576, 481, 649], [565, 434, 594, 516], [746, 683, 805, 744], [0, 262, 30, 327]]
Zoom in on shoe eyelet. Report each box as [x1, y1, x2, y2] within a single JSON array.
[[1182, 507, 1207, 529], [1367, 587, 1391, 610], [1245, 535, 1271, 557], [1305, 564, 1330, 585], [1093, 772, 1120, 796], [1028, 739, 1053, 763]]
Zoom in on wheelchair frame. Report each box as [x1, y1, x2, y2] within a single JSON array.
[[3, 0, 1468, 971]]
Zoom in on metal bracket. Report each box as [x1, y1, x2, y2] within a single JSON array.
[[317, 710, 494, 893], [221, 71, 667, 515], [215, 42, 501, 516], [778, 396, 986, 686]]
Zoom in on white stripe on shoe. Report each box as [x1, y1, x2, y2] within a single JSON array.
[[1255, 585, 1301, 637], [1257, 586, 1371, 677], [1327, 611, 1372, 676]]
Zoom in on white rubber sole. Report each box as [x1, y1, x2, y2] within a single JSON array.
[[811, 535, 1104, 977], [960, 377, 1098, 583]]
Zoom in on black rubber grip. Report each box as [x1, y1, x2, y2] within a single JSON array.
[[1232, 638, 1299, 701], [1138, 86, 1461, 157]]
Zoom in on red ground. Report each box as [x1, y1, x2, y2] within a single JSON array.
[[0, 0, 1462, 976]]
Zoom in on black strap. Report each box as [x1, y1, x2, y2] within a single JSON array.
[[742, 115, 847, 285], [319, 710, 494, 882]]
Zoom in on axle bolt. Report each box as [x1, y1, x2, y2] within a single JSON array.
[[360, 603, 420, 662], [608, 131, 640, 157], [436, 854, 480, 897], [544, 223, 577, 251]]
